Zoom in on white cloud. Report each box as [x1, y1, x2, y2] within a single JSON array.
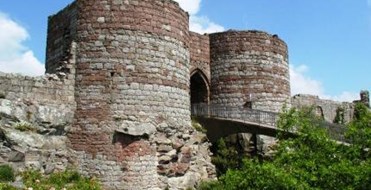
[[174, 0, 201, 15], [190, 16, 225, 34], [0, 12, 44, 76], [290, 64, 358, 102], [290, 64, 323, 96], [322, 92, 359, 102], [174, 0, 225, 34]]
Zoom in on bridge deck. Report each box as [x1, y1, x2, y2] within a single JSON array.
[[191, 103, 278, 127], [191, 103, 346, 142]]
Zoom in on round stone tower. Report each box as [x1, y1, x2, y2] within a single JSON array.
[[56, 0, 214, 189], [209, 30, 290, 112]]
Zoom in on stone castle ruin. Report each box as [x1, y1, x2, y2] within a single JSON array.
[[0, 0, 368, 189]]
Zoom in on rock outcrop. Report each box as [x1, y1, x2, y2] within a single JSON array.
[[0, 97, 72, 174], [0, 83, 216, 189]]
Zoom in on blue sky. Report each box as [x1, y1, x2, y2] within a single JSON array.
[[0, 0, 370, 102]]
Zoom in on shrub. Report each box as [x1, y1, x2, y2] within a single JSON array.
[[21, 169, 42, 187], [334, 107, 345, 124], [198, 180, 224, 190], [22, 169, 101, 190], [199, 106, 371, 189], [0, 93, 5, 99], [0, 183, 17, 190], [47, 170, 81, 188], [211, 138, 243, 177], [0, 165, 15, 182]]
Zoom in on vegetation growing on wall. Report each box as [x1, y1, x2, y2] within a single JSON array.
[[13, 121, 35, 132], [191, 118, 207, 133], [199, 103, 371, 189], [334, 106, 345, 124]]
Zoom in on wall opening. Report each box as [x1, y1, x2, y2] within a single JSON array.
[[190, 71, 209, 104], [315, 106, 324, 119]]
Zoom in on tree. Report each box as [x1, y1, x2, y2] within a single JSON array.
[[211, 138, 243, 177], [199, 105, 371, 190], [346, 103, 371, 151]]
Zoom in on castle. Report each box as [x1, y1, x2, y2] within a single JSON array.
[[0, 0, 367, 189]]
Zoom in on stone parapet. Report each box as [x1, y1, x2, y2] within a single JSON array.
[[0, 72, 75, 105]]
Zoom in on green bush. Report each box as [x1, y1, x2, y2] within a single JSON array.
[[334, 107, 345, 124], [22, 169, 101, 190], [0, 183, 17, 190], [346, 103, 371, 152], [0, 93, 5, 99], [21, 169, 42, 189], [198, 180, 224, 190], [199, 106, 371, 189], [0, 165, 14, 182], [211, 138, 243, 177]]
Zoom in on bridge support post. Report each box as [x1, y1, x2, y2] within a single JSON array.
[[252, 133, 258, 156]]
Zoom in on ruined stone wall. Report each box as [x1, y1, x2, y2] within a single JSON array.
[[209, 30, 290, 112], [0, 72, 76, 175], [45, 2, 78, 75], [60, 0, 214, 189], [291, 94, 354, 123], [0, 71, 76, 129], [0, 72, 75, 106], [190, 32, 210, 82]]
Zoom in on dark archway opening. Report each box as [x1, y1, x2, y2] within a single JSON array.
[[190, 71, 209, 104], [315, 106, 324, 120]]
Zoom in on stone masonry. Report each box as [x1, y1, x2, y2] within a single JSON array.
[[209, 30, 290, 112], [2, 0, 364, 189], [0, 0, 291, 189], [189, 32, 211, 82], [0, 0, 367, 189], [45, 0, 214, 189]]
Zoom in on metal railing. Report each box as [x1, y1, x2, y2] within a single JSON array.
[[191, 103, 279, 127], [191, 103, 348, 142]]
